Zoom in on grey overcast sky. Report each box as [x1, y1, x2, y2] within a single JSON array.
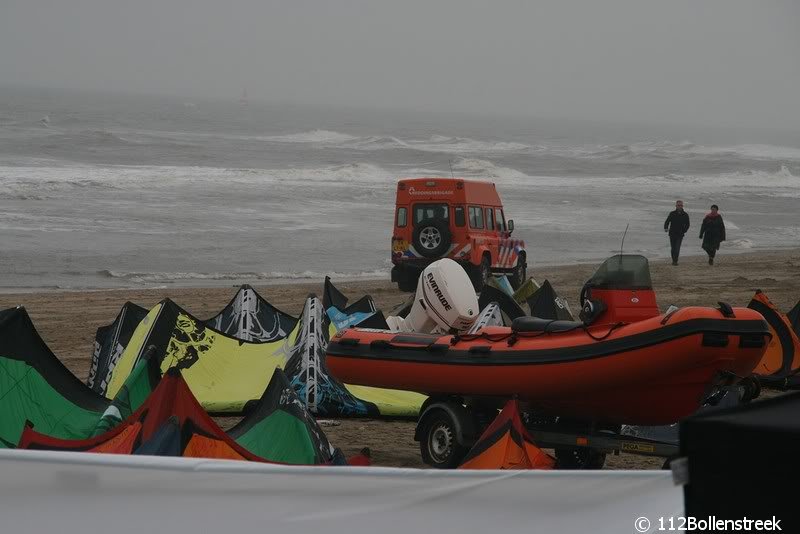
[[1, 0, 798, 129]]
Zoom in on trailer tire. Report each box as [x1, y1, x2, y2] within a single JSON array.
[[738, 376, 761, 403], [419, 409, 470, 469], [554, 447, 607, 470]]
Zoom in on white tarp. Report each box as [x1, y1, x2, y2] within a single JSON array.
[[0, 449, 682, 533]]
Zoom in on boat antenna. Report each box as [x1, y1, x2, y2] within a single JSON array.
[[618, 223, 629, 268], [449, 159, 455, 179]]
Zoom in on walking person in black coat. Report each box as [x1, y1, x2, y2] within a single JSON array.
[[664, 200, 690, 265], [699, 204, 726, 265]]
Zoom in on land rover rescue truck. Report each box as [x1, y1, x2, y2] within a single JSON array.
[[390, 178, 526, 292]]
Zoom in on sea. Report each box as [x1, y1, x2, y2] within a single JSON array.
[[1, 85, 798, 291]]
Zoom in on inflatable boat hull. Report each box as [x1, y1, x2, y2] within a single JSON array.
[[327, 307, 770, 425]]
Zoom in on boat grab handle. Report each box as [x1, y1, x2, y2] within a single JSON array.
[[369, 339, 449, 352], [716, 301, 736, 318]]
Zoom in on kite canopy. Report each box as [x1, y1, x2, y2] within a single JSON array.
[[90, 286, 298, 397], [526, 280, 574, 321], [788, 299, 800, 338], [322, 277, 388, 330], [0, 307, 109, 448], [21, 368, 333, 465], [486, 275, 514, 297], [104, 299, 298, 413], [87, 301, 147, 395], [288, 295, 424, 417], [747, 290, 800, 387], [459, 400, 554, 470], [229, 367, 335, 463], [466, 302, 504, 334], [207, 284, 298, 342], [101, 291, 421, 417], [478, 285, 526, 325], [284, 297, 378, 417], [511, 277, 540, 305]]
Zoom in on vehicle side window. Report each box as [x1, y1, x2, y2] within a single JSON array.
[[468, 206, 484, 229], [396, 207, 407, 228], [495, 208, 506, 232], [454, 206, 466, 227], [486, 208, 494, 233]]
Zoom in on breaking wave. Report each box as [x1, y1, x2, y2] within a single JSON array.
[[261, 129, 359, 143], [255, 131, 800, 162], [450, 158, 530, 182], [258, 131, 531, 154], [401, 135, 529, 154], [535, 140, 800, 163]]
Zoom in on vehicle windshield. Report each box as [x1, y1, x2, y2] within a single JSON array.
[[413, 203, 449, 225], [586, 254, 653, 290]]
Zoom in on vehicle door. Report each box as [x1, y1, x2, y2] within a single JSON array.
[[494, 208, 518, 269], [467, 204, 491, 265]]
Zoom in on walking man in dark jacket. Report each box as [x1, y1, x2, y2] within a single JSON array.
[[664, 200, 690, 265]]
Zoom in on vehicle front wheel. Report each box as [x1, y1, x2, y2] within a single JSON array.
[[509, 259, 526, 290], [470, 256, 491, 292]]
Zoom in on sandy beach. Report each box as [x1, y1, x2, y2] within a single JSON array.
[[3, 248, 798, 468]]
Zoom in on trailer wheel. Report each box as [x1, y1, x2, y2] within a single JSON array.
[[554, 447, 607, 470], [738, 376, 761, 403], [419, 409, 469, 469]]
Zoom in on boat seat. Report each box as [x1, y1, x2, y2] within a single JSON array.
[[511, 316, 584, 333]]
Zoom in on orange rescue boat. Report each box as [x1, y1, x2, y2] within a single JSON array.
[[328, 306, 768, 425]]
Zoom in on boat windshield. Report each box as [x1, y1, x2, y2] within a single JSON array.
[[586, 254, 653, 290]]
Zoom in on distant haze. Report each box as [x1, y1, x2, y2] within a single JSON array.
[[2, 0, 799, 129]]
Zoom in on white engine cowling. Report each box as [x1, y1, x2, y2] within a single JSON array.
[[386, 258, 479, 334]]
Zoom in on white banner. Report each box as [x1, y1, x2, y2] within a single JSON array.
[[0, 449, 682, 533]]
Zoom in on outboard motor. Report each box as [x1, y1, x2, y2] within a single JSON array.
[[386, 258, 479, 334], [579, 254, 660, 325]]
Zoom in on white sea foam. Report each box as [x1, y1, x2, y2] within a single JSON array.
[[450, 157, 530, 182], [2, 161, 796, 204], [405, 135, 529, 154], [693, 144, 800, 161], [255, 131, 532, 154], [534, 140, 800, 162], [726, 239, 754, 249], [260, 129, 359, 144], [31, 120, 800, 163]]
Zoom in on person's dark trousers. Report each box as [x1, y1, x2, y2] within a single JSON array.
[[669, 234, 683, 264]]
